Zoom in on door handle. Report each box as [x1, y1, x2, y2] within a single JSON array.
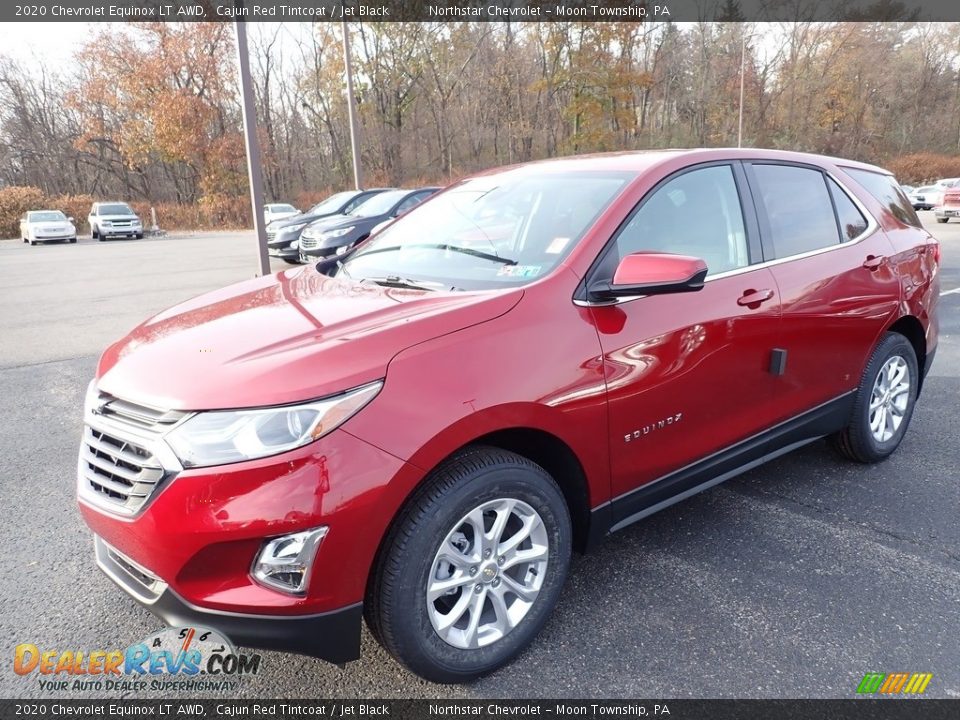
[[737, 288, 775, 307], [862, 255, 885, 271]]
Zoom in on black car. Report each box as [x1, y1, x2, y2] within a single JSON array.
[[267, 189, 392, 264], [299, 188, 441, 264]]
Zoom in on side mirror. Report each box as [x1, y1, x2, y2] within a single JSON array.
[[68, 216, 75, 222], [589, 252, 708, 301]]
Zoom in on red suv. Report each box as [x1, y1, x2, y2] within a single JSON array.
[[78, 150, 939, 683]]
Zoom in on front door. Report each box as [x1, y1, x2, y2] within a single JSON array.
[[585, 163, 784, 518]]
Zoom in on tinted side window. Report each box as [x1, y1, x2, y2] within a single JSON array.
[[343, 195, 370, 213], [845, 168, 921, 228], [827, 178, 869, 241], [612, 165, 749, 277], [396, 193, 430, 214], [752, 164, 839, 258]]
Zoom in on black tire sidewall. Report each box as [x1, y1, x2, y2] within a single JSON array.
[[852, 335, 919, 460], [383, 460, 571, 682]]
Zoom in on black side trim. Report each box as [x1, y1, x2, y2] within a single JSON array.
[[589, 392, 855, 539]]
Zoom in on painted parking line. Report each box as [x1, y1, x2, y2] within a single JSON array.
[[941, 287, 960, 297]]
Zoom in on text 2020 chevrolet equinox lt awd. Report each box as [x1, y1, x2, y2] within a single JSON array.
[[78, 150, 939, 683]]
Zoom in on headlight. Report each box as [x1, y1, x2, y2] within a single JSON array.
[[320, 226, 354, 240], [283, 222, 307, 233], [101, 221, 112, 226], [166, 381, 382, 468], [132, 219, 142, 226]]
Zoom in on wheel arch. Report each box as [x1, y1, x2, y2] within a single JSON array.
[[886, 314, 927, 394], [364, 425, 598, 615]]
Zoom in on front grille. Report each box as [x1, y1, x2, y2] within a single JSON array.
[[80, 393, 187, 515], [267, 229, 277, 242], [299, 234, 319, 250], [81, 427, 164, 513]]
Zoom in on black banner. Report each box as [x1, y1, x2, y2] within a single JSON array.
[[4, 0, 960, 23], [0, 700, 958, 720]]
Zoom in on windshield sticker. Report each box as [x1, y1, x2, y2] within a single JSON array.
[[545, 237, 571, 254], [498, 264, 542, 278]]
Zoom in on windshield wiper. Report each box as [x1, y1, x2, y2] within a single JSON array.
[[354, 243, 517, 266], [362, 276, 448, 292]]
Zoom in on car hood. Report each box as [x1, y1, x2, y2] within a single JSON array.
[[303, 214, 375, 236], [97, 214, 140, 221], [96, 267, 522, 410], [273, 210, 340, 229]]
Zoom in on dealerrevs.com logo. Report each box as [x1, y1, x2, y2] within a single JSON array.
[[14, 626, 261, 693]]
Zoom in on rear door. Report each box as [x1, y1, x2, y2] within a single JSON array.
[[743, 162, 900, 421]]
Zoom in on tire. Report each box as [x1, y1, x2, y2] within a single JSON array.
[[69, 238, 77, 243], [831, 333, 918, 463], [936, 218, 949, 224], [282, 257, 302, 265], [366, 446, 572, 683], [136, 232, 144, 239], [92, 225, 101, 241], [29, 239, 36, 246]]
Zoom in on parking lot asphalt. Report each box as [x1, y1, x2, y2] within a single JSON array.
[[0, 218, 957, 699]]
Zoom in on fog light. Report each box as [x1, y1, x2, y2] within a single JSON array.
[[252, 527, 328, 595]]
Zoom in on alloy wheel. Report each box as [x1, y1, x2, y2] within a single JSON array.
[[426, 498, 549, 650], [868, 355, 910, 443]]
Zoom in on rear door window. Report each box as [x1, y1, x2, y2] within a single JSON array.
[[844, 168, 921, 228], [751, 164, 840, 259]]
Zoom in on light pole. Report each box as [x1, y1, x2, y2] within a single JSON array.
[[234, 15, 271, 276], [342, 22, 363, 189], [737, 31, 747, 148]]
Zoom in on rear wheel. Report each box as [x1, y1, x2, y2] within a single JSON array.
[[831, 333, 918, 463], [366, 447, 572, 683]]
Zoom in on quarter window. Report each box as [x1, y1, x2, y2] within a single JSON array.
[[827, 178, 869, 241], [845, 168, 922, 228], [752, 164, 839, 259], [611, 165, 749, 277]]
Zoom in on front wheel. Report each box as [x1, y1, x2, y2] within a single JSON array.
[[366, 447, 572, 683], [831, 333, 918, 463]]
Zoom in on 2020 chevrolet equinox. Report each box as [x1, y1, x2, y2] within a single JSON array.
[[78, 149, 939, 683]]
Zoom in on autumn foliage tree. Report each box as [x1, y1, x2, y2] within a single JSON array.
[[70, 22, 245, 204]]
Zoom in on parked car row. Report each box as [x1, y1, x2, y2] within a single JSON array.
[[265, 186, 440, 265], [905, 177, 960, 220], [19, 202, 145, 246]]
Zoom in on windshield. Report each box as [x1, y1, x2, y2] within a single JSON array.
[[269, 204, 297, 213], [350, 191, 407, 217], [99, 204, 134, 216], [340, 169, 633, 291], [309, 192, 356, 215], [29, 211, 66, 222]]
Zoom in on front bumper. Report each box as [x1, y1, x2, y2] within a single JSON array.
[[933, 207, 959, 218], [101, 228, 142, 238], [95, 536, 362, 663]]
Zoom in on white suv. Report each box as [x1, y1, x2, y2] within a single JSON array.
[[88, 202, 143, 240]]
